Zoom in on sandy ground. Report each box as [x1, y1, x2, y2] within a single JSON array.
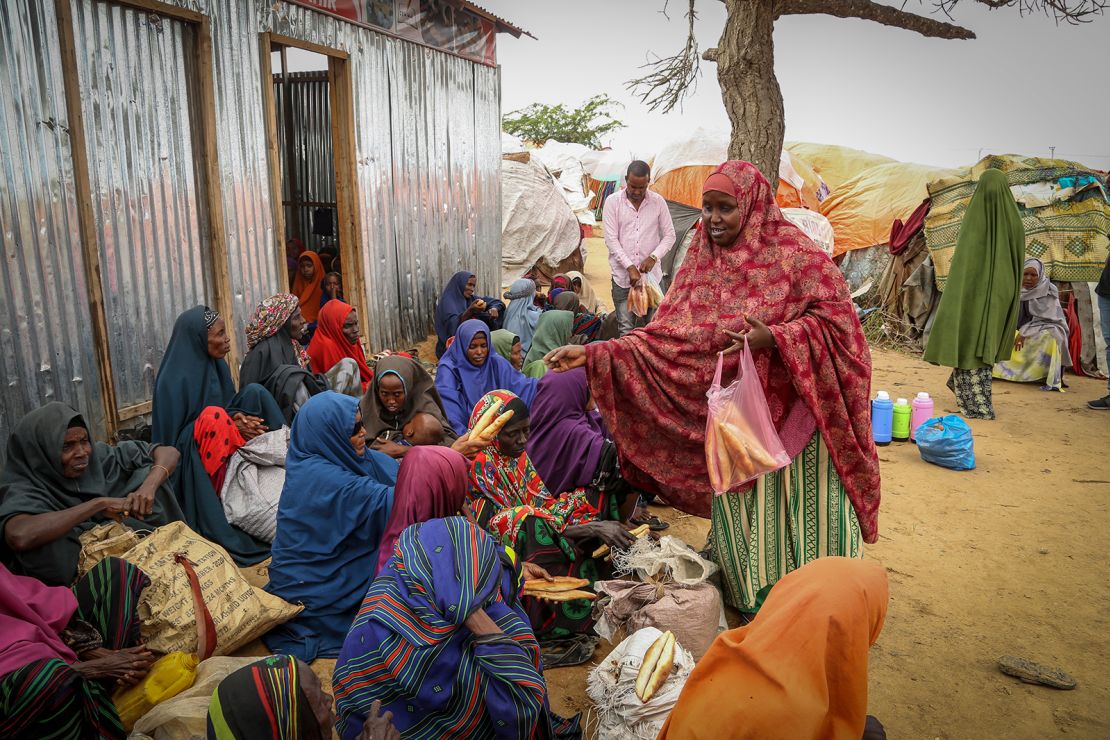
[[243, 235, 1109, 738]]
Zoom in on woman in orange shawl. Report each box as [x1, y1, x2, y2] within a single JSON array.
[[546, 161, 879, 614], [658, 557, 889, 740], [292, 252, 325, 324], [308, 300, 373, 393]]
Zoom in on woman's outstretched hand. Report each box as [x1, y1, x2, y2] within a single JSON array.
[[723, 316, 775, 354], [544, 344, 587, 372]]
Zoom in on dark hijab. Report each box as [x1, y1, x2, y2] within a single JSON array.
[[152, 306, 236, 445], [525, 368, 606, 495], [434, 271, 475, 357], [360, 355, 458, 442]]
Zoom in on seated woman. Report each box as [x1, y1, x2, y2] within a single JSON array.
[[292, 251, 325, 326], [523, 310, 577, 378], [434, 271, 505, 358], [264, 392, 398, 662], [206, 654, 360, 739], [0, 557, 156, 739], [239, 294, 328, 423], [503, 278, 542, 354], [659, 557, 889, 740], [993, 258, 1070, 391], [373, 446, 470, 576], [307, 300, 372, 394], [360, 355, 457, 460], [565, 270, 604, 313], [434, 320, 538, 435], [466, 390, 635, 649], [553, 291, 603, 342], [0, 403, 182, 586], [334, 517, 577, 740], [492, 329, 524, 371]]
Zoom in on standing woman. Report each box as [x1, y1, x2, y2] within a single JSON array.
[[923, 169, 1024, 419], [433, 271, 505, 358], [546, 162, 879, 615]]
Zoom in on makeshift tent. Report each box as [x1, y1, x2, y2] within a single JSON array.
[[781, 208, 835, 256], [650, 128, 828, 211], [925, 154, 1110, 289], [819, 161, 958, 257], [785, 142, 897, 193], [501, 152, 583, 285], [530, 139, 597, 225]]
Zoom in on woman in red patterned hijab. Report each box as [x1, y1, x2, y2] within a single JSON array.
[[546, 161, 880, 613]]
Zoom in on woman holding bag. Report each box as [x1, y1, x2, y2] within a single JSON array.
[[545, 161, 880, 615]]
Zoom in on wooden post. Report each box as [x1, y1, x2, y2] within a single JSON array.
[[54, 0, 120, 439], [279, 45, 302, 243], [259, 33, 289, 287]]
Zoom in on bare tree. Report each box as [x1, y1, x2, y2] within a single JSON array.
[[628, 0, 1105, 187]]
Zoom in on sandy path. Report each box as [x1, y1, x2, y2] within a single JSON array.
[[539, 235, 1110, 738]]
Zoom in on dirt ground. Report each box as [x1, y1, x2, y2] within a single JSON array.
[[245, 236, 1109, 738], [537, 236, 1110, 738]]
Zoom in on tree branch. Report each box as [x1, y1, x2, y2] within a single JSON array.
[[625, 0, 701, 114], [776, 0, 977, 38], [955, 0, 1107, 24]]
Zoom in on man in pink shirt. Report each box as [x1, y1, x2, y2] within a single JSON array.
[[603, 161, 676, 336]]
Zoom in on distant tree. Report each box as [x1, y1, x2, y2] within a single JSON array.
[[502, 94, 625, 149], [629, 0, 1105, 187]]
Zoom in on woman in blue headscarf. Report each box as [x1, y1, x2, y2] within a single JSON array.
[[433, 272, 505, 358], [264, 392, 398, 662], [333, 517, 579, 740], [434, 320, 538, 435], [152, 306, 285, 565], [502, 278, 542, 354]]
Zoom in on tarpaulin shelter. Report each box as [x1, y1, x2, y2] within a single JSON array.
[[501, 153, 583, 285], [820, 162, 958, 257], [925, 154, 1110, 288], [650, 128, 828, 211], [530, 139, 597, 225], [785, 142, 897, 193]]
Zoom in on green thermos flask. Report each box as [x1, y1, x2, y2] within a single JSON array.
[[891, 398, 911, 442]]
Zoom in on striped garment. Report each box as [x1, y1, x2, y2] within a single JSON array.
[[332, 517, 554, 740], [711, 433, 863, 612], [0, 557, 149, 739]]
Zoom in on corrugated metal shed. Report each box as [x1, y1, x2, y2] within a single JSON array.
[[0, 0, 504, 460]]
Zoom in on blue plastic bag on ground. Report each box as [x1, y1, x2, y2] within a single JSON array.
[[916, 415, 975, 470]]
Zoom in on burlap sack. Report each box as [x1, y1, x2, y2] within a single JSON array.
[[77, 522, 145, 579], [593, 580, 724, 661], [119, 521, 301, 656]]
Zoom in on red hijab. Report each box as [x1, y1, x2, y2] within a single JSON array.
[[585, 161, 880, 542], [374, 446, 470, 575], [292, 251, 325, 323], [308, 300, 373, 390]]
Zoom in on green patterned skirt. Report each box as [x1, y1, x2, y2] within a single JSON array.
[[711, 432, 862, 612]]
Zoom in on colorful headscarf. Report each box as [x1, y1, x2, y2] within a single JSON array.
[[307, 300, 372, 390], [192, 406, 246, 495], [292, 252, 326, 323], [245, 294, 310, 367], [334, 517, 551, 740], [207, 655, 323, 739], [584, 161, 881, 542]]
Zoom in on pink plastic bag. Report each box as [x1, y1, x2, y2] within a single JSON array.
[[705, 340, 790, 492]]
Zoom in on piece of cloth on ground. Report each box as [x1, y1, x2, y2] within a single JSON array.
[[657, 557, 888, 740], [0, 402, 182, 585], [711, 432, 862, 612], [265, 393, 397, 662], [585, 161, 879, 542], [334, 517, 563, 740]]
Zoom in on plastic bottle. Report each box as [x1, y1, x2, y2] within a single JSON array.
[[892, 398, 911, 441], [113, 651, 199, 731], [910, 392, 934, 443], [871, 391, 893, 446]]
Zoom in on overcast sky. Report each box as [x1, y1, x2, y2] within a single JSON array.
[[482, 0, 1109, 170]]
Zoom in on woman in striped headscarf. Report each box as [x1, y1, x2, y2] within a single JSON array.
[[333, 517, 578, 740]]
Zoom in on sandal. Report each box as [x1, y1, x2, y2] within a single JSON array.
[[540, 634, 599, 668]]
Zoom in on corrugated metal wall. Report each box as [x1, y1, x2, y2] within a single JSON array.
[[0, 0, 501, 457], [71, 0, 214, 410], [0, 0, 106, 454]]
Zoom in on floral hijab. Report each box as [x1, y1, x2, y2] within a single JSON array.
[[245, 294, 310, 369]]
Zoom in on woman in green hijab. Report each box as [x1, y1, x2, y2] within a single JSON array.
[[490, 329, 523, 371], [0, 403, 183, 585], [923, 169, 1025, 419], [522, 310, 578, 378]]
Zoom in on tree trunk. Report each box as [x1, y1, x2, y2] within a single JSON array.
[[716, 0, 783, 190]]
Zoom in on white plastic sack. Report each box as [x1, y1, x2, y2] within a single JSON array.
[[782, 207, 836, 256], [501, 158, 582, 285], [586, 627, 694, 740], [220, 427, 289, 543], [610, 535, 717, 586]]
